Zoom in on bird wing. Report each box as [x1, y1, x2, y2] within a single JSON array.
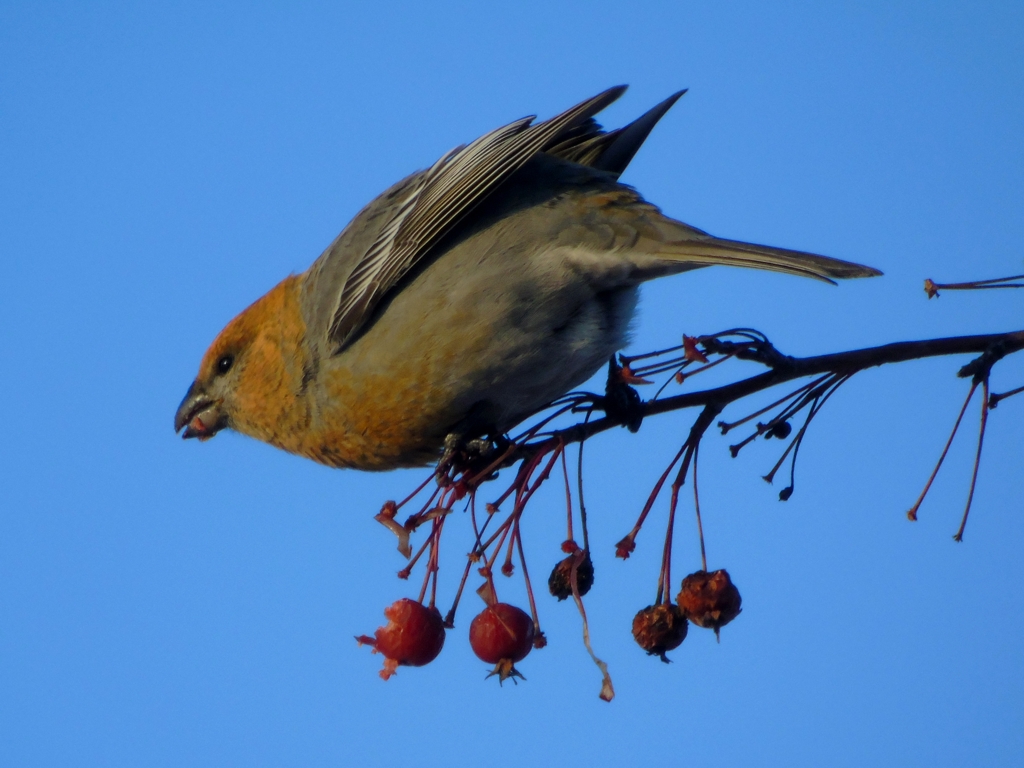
[[545, 90, 686, 176], [323, 86, 628, 353]]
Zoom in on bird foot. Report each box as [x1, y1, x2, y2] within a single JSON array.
[[437, 433, 511, 483]]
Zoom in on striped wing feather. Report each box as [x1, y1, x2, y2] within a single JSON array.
[[326, 86, 628, 351]]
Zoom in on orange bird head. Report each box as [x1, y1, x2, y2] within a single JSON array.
[[175, 275, 310, 447]]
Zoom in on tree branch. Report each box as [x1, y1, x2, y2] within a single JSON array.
[[529, 330, 1024, 454]]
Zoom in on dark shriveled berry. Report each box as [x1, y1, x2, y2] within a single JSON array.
[[631, 603, 688, 663], [548, 550, 594, 600], [677, 569, 742, 638]]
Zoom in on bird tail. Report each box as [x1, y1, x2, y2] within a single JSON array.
[[652, 233, 882, 284], [629, 209, 882, 283]]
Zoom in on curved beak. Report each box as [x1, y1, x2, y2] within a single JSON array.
[[174, 380, 225, 441]]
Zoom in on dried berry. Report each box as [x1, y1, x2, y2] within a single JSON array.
[[548, 550, 594, 600], [469, 602, 535, 683], [356, 598, 446, 680], [631, 603, 688, 662], [677, 569, 742, 638]]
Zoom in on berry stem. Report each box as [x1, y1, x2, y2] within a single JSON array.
[[634, 357, 690, 378], [514, 517, 543, 641], [477, 513, 516, 556], [619, 342, 686, 365], [650, 363, 690, 400], [693, 442, 707, 573], [398, 533, 433, 580], [577, 421, 591, 552], [515, 445, 564, 512], [403, 483, 444, 531], [658, 405, 720, 600], [954, 378, 990, 542], [484, 519, 513, 589], [488, 448, 547, 510], [907, 381, 978, 521], [394, 471, 438, 510], [445, 555, 474, 627], [566, 550, 615, 702], [502, 515, 518, 576], [989, 382, 1024, 407], [560, 444, 574, 544], [616, 442, 687, 557], [507, 402, 579, 444], [762, 374, 849, 495], [658, 474, 680, 605], [431, 515, 446, 608], [656, 350, 735, 381], [925, 273, 1024, 298], [729, 374, 837, 459], [469, 491, 481, 545], [718, 375, 829, 434], [418, 516, 445, 606], [782, 374, 850, 498]]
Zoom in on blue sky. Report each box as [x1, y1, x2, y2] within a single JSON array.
[[2, 2, 1022, 766]]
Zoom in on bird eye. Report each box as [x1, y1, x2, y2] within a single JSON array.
[[216, 354, 234, 375]]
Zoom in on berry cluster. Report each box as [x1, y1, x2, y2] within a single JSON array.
[[358, 598, 537, 683], [344, 319, 1021, 695], [632, 569, 742, 662], [357, 337, 771, 697]]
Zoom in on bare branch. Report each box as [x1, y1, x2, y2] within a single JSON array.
[[526, 330, 1024, 455]]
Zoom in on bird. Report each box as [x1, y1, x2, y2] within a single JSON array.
[[174, 86, 880, 471]]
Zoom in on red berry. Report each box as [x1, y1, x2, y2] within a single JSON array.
[[677, 569, 742, 638], [469, 603, 535, 683], [356, 598, 446, 680], [631, 603, 687, 662]]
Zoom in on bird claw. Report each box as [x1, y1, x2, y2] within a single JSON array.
[[437, 433, 510, 483]]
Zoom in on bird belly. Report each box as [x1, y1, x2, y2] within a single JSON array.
[[305, 247, 639, 470]]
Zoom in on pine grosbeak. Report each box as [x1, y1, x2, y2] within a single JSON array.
[[174, 87, 879, 469]]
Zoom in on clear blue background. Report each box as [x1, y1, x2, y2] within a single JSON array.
[[2, 2, 1022, 766]]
